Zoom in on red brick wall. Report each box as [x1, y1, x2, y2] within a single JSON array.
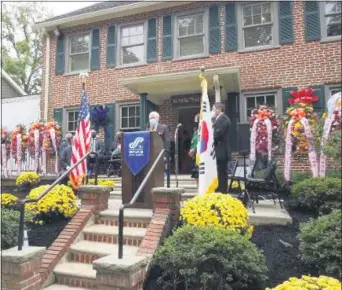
[[42, 0, 341, 121]]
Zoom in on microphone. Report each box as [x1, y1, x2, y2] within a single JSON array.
[[177, 123, 182, 128], [91, 131, 96, 153]]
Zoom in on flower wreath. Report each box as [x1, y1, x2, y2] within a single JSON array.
[[43, 121, 62, 155], [91, 105, 109, 137], [283, 88, 319, 181], [28, 121, 45, 157], [249, 105, 279, 162], [11, 125, 28, 162], [319, 92, 341, 177]]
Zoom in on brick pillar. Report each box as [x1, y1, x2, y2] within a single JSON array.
[[1, 246, 45, 290], [152, 187, 184, 226], [94, 254, 149, 290], [78, 185, 112, 213]]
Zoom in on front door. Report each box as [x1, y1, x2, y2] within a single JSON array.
[[177, 106, 200, 174]]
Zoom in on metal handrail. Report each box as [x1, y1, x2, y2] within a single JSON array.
[[17, 151, 93, 250], [118, 149, 170, 259]]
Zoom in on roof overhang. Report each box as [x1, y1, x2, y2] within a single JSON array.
[[122, 66, 240, 104], [1, 69, 26, 96], [34, 1, 191, 32]]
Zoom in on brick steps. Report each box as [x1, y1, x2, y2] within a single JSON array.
[[69, 240, 139, 264], [98, 208, 152, 228], [44, 284, 89, 290], [83, 224, 146, 246], [54, 262, 96, 289]]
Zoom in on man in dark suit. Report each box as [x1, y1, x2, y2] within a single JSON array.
[[212, 102, 231, 193], [59, 133, 73, 185], [148, 111, 170, 176], [88, 129, 105, 176], [147, 111, 170, 151]]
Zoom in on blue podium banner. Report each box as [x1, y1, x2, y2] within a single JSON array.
[[123, 131, 150, 176]]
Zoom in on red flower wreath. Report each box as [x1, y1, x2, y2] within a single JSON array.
[[28, 121, 45, 157]]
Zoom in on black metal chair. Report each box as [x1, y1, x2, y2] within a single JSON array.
[[244, 159, 283, 213]]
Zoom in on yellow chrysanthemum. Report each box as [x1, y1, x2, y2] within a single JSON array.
[[266, 275, 341, 290], [25, 184, 78, 224], [181, 193, 253, 238], [1, 193, 18, 208], [16, 172, 40, 186]]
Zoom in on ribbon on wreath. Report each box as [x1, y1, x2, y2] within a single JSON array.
[[284, 119, 295, 182], [34, 129, 40, 172], [250, 119, 258, 162], [49, 128, 59, 175], [17, 134, 22, 175], [2, 143, 8, 178], [264, 118, 273, 161], [300, 117, 318, 178], [319, 114, 334, 177]]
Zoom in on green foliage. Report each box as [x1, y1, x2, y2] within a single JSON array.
[[1, 209, 20, 250], [291, 177, 341, 214], [152, 225, 268, 290], [299, 210, 342, 279], [1, 2, 53, 94]]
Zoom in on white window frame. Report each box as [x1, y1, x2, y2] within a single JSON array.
[[117, 21, 148, 68], [240, 90, 281, 123], [237, 2, 279, 52], [320, 1, 342, 42], [66, 33, 91, 74], [326, 84, 342, 100], [173, 9, 209, 60], [119, 103, 141, 130], [63, 108, 79, 133]]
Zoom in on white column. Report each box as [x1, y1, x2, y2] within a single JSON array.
[[213, 75, 221, 102]]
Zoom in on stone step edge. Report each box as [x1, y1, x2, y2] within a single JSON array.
[[54, 262, 96, 280], [83, 225, 146, 238]]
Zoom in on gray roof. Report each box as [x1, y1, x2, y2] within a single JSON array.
[[40, 1, 136, 23]]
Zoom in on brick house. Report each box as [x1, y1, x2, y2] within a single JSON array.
[[35, 1, 341, 173]]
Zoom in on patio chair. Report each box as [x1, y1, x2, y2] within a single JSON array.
[[244, 159, 283, 213]]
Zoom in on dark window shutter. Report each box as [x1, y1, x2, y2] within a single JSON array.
[[304, 1, 321, 42], [312, 85, 325, 115], [282, 87, 297, 114], [53, 108, 63, 132], [162, 15, 173, 60], [225, 3, 238, 52], [106, 25, 116, 67], [226, 92, 239, 151], [91, 29, 100, 70], [279, 1, 294, 44], [104, 104, 115, 151], [209, 5, 221, 54], [147, 18, 157, 62], [55, 35, 65, 75]]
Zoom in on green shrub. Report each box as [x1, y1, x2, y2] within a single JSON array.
[[152, 225, 268, 290], [299, 210, 341, 279], [1, 209, 20, 250], [291, 177, 341, 214]]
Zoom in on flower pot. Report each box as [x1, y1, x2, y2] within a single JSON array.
[[27, 219, 69, 248]]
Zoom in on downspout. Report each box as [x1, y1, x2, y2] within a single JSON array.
[[43, 28, 50, 121]]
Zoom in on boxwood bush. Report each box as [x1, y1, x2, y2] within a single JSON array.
[[299, 210, 341, 279], [291, 177, 341, 214], [1, 209, 20, 250], [151, 225, 268, 290]]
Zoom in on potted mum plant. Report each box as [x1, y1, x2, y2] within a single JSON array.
[[25, 184, 78, 248], [16, 172, 40, 194]]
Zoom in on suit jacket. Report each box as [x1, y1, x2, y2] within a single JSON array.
[[59, 144, 72, 174], [213, 113, 231, 162], [147, 123, 170, 152], [91, 137, 105, 158]]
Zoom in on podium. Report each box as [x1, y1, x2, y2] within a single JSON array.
[[121, 132, 164, 209]]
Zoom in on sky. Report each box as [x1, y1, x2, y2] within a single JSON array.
[[44, 1, 98, 17]]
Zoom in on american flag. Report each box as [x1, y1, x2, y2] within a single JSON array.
[[69, 89, 91, 189]]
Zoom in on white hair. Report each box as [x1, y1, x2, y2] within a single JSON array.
[[149, 111, 160, 119]]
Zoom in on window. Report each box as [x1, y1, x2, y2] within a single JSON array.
[[242, 2, 274, 48], [67, 110, 79, 132], [120, 104, 140, 129], [322, 1, 342, 39], [120, 24, 145, 65], [68, 34, 90, 72], [175, 12, 207, 58], [245, 92, 276, 120]]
